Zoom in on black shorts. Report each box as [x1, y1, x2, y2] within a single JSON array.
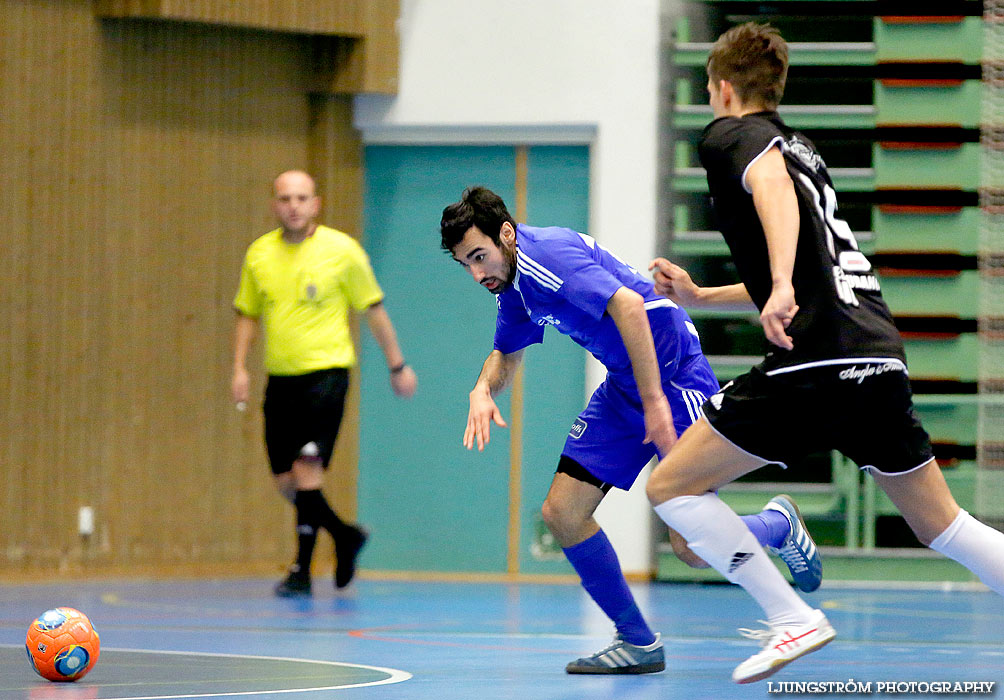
[[263, 367, 349, 475], [556, 454, 614, 494], [703, 360, 934, 475]]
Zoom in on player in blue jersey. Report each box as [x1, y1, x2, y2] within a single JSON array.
[[439, 186, 822, 674]]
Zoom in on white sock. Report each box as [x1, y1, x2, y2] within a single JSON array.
[[930, 509, 1004, 595], [654, 493, 815, 626]]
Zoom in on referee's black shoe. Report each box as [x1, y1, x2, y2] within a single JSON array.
[[335, 526, 368, 589], [274, 567, 312, 598]]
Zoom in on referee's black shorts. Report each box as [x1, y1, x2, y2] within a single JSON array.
[[263, 367, 349, 475], [703, 361, 934, 476]]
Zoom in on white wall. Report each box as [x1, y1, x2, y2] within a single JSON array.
[[355, 0, 662, 573]]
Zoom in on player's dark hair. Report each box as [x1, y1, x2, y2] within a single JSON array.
[[707, 22, 788, 111], [440, 186, 517, 253]]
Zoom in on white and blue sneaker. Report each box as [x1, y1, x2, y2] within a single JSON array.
[[765, 495, 822, 593], [566, 633, 665, 674]]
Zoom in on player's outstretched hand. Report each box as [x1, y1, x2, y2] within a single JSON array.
[[649, 257, 701, 306], [760, 283, 798, 350], [390, 365, 418, 398], [642, 394, 677, 456], [465, 389, 507, 451]]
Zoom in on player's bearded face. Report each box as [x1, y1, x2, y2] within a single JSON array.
[[474, 241, 515, 295], [495, 239, 517, 293], [454, 225, 518, 294]]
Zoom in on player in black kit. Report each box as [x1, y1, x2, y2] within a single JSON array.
[[644, 22, 1004, 684]]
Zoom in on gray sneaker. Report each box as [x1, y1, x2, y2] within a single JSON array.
[[765, 495, 822, 593], [566, 633, 665, 674]]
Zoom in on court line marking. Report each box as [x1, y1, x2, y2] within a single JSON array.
[[346, 628, 1004, 651], [3, 644, 411, 699], [820, 598, 1004, 621]]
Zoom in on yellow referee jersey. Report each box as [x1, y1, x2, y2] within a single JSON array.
[[234, 225, 384, 375]]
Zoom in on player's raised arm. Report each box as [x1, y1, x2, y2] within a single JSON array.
[[605, 287, 676, 455], [649, 258, 754, 308], [465, 348, 524, 451], [746, 146, 800, 350]]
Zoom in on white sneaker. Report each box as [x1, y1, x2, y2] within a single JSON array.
[[732, 609, 835, 684]]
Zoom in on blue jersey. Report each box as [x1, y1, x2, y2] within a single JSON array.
[[494, 225, 705, 388]]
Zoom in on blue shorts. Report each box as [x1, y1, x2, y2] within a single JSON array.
[[561, 353, 719, 490]]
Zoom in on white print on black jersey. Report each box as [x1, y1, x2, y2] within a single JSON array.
[[698, 112, 907, 371], [783, 137, 824, 172], [838, 362, 904, 384], [786, 138, 881, 309], [833, 266, 882, 306]]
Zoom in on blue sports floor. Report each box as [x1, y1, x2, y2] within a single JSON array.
[[1, 577, 1001, 699]]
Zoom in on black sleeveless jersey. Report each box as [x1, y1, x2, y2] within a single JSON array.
[[698, 111, 905, 374]]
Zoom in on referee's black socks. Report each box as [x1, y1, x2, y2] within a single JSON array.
[[295, 488, 349, 541]]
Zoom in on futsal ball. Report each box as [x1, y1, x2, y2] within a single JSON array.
[[25, 607, 100, 682]]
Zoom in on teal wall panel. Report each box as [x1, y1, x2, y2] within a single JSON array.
[[873, 208, 980, 255], [903, 334, 978, 382], [518, 146, 589, 576], [879, 271, 979, 320], [874, 82, 981, 129], [873, 143, 981, 190], [360, 145, 591, 575], [874, 17, 983, 63], [360, 146, 516, 572]]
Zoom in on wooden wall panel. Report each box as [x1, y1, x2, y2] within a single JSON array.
[[94, 0, 365, 36], [309, 94, 365, 522], [94, 0, 400, 94], [319, 1, 399, 95], [0, 0, 366, 577]]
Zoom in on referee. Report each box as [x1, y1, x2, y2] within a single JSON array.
[[232, 170, 417, 596]]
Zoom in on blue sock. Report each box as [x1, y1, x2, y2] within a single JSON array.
[[741, 510, 791, 549], [563, 530, 655, 646]]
